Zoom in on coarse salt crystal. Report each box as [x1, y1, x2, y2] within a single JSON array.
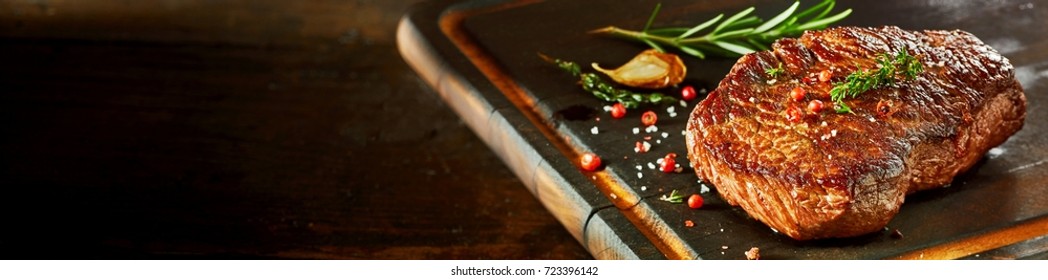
[[667, 106, 675, 113], [661, 132, 669, 138], [603, 105, 613, 112], [643, 141, 651, 151], [632, 127, 640, 134], [637, 172, 643, 179], [648, 162, 656, 170], [821, 121, 827, 127], [749, 97, 756, 103], [679, 100, 688, 107], [591, 126, 599, 135], [831, 129, 837, 137], [641, 186, 648, 191], [610, 193, 618, 199], [656, 139, 661, 144], [700, 184, 710, 194], [767, 79, 777, 85], [869, 116, 877, 122], [668, 112, 677, 118], [636, 165, 643, 171]]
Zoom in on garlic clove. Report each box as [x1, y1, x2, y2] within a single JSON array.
[[592, 49, 686, 89]]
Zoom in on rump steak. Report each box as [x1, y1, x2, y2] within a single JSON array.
[[685, 26, 1026, 240]]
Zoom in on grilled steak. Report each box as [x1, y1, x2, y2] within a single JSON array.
[[685, 26, 1026, 240]]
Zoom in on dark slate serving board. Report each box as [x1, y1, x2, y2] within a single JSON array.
[[397, 0, 1048, 259]]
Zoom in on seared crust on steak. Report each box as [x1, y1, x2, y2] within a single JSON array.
[[685, 26, 1026, 240]]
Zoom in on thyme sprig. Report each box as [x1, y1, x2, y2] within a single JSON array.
[[660, 189, 686, 204], [540, 54, 676, 108], [591, 0, 851, 59], [765, 62, 786, 78], [829, 47, 924, 113]]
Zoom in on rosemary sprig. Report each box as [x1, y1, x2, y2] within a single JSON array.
[[829, 47, 924, 113], [591, 0, 851, 59], [540, 54, 676, 108]]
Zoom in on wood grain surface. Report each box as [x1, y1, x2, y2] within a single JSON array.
[[0, 0, 590, 259]]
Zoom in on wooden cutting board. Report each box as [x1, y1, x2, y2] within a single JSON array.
[[397, 0, 1048, 259]]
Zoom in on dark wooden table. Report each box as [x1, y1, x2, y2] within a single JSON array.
[[0, 0, 591, 259]]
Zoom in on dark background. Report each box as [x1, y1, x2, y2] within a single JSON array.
[[0, 0, 591, 259]]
